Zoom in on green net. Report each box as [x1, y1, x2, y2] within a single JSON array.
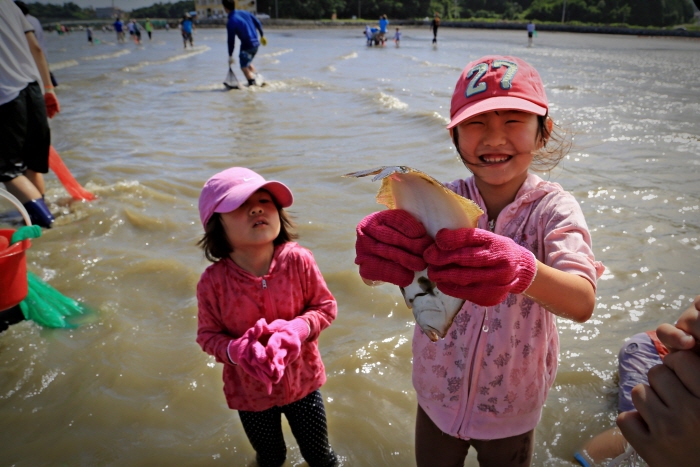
[[19, 271, 88, 328], [8, 226, 89, 328]]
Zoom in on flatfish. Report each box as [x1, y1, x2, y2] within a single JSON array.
[[346, 166, 483, 341]]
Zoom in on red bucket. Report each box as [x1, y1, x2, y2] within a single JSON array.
[[0, 230, 31, 311]]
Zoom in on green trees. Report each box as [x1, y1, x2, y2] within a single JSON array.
[[22, 0, 695, 25], [25, 2, 96, 20], [525, 0, 694, 26], [130, 0, 196, 19]]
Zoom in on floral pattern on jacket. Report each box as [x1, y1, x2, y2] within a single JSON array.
[[412, 173, 604, 440], [196, 242, 336, 412]]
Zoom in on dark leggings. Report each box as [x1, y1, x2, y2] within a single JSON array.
[[238, 390, 337, 467]]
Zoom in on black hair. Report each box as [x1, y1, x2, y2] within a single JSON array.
[[14, 1, 29, 15], [197, 194, 298, 263], [451, 113, 571, 173], [221, 0, 236, 11]]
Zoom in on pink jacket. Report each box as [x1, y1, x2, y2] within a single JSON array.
[[413, 173, 604, 440], [196, 242, 337, 412]]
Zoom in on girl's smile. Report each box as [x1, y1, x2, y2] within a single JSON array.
[[453, 110, 544, 193]]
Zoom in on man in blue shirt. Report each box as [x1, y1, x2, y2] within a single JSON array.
[[113, 17, 124, 43], [180, 13, 194, 49], [222, 0, 266, 86]]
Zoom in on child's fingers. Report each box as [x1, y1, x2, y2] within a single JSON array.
[[656, 323, 696, 352], [672, 296, 700, 341], [661, 350, 700, 399], [616, 410, 650, 453]]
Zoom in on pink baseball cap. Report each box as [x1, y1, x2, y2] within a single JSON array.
[[198, 167, 293, 228], [448, 55, 548, 129]]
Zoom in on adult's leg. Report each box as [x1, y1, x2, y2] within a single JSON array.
[[415, 404, 470, 467], [284, 390, 337, 467], [4, 176, 41, 203], [0, 84, 46, 202], [238, 407, 287, 467], [469, 429, 535, 467]]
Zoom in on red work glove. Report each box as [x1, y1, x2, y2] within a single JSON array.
[[355, 209, 434, 287], [424, 228, 537, 307], [265, 317, 309, 383], [44, 89, 60, 118], [227, 318, 275, 393]]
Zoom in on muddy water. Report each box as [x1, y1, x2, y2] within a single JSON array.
[[1, 26, 699, 466]]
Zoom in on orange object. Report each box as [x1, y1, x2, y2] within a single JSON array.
[[48, 146, 96, 201], [44, 91, 60, 118], [0, 230, 31, 311]]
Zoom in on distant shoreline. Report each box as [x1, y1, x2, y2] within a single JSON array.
[[43, 17, 700, 38], [208, 18, 700, 38]]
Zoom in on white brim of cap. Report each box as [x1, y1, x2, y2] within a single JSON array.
[[447, 96, 547, 129]]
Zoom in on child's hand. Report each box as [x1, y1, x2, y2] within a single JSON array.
[[424, 228, 537, 306], [656, 295, 700, 353], [265, 318, 309, 383], [617, 348, 700, 467], [228, 319, 275, 393], [355, 209, 433, 287]]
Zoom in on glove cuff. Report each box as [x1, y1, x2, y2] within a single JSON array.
[[512, 248, 537, 295], [289, 317, 310, 342], [226, 339, 238, 365]]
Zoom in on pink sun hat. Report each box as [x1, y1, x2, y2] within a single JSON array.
[[447, 55, 548, 129], [198, 167, 293, 228]]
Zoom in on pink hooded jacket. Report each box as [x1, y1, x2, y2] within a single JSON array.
[[196, 242, 336, 412], [413, 173, 604, 440]]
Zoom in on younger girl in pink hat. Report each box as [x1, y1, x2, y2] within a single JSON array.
[[196, 167, 337, 467], [354, 56, 604, 466]]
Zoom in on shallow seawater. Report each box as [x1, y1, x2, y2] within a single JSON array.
[[0, 26, 699, 466]]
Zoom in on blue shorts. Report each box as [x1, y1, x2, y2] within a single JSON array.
[[617, 332, 663, 413], [239, 47, 258, 68]]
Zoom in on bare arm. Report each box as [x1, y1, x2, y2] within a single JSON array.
[[25, 31, 52, 91], [524, 261, 595, 323]]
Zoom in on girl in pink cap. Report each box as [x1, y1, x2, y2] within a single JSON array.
[[354, 56, 604, 466], [195, 167, 337, 467]]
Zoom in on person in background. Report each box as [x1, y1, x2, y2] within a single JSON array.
[[131, 19, 141, 44], [127, 17, 134, 39], [14, 1, 58, 87], [221, 0, 267, 87], [527, 20, 536, 48], [431, 12, 440, 44], [364, 25, 373, 46], [196, 167, 338, 467], [113, 17, 124, 42], [0, 0, 59, 228], [354, 55, 603, 466], [145, 18, 153, 40], [86, 25, 93, 44], [378, 14, 388, 43], [180, 13, 194, 48], [574, 329, 668, 466], [394, 27, 401, 47], [617, 295, 700, 467]]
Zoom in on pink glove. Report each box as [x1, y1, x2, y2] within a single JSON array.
[[355, 209, 434, 287], [44, 90, 60, 119], [424, 228, 537, 307], [227, 318, 275, 393], [265, 318, 309, 383]]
